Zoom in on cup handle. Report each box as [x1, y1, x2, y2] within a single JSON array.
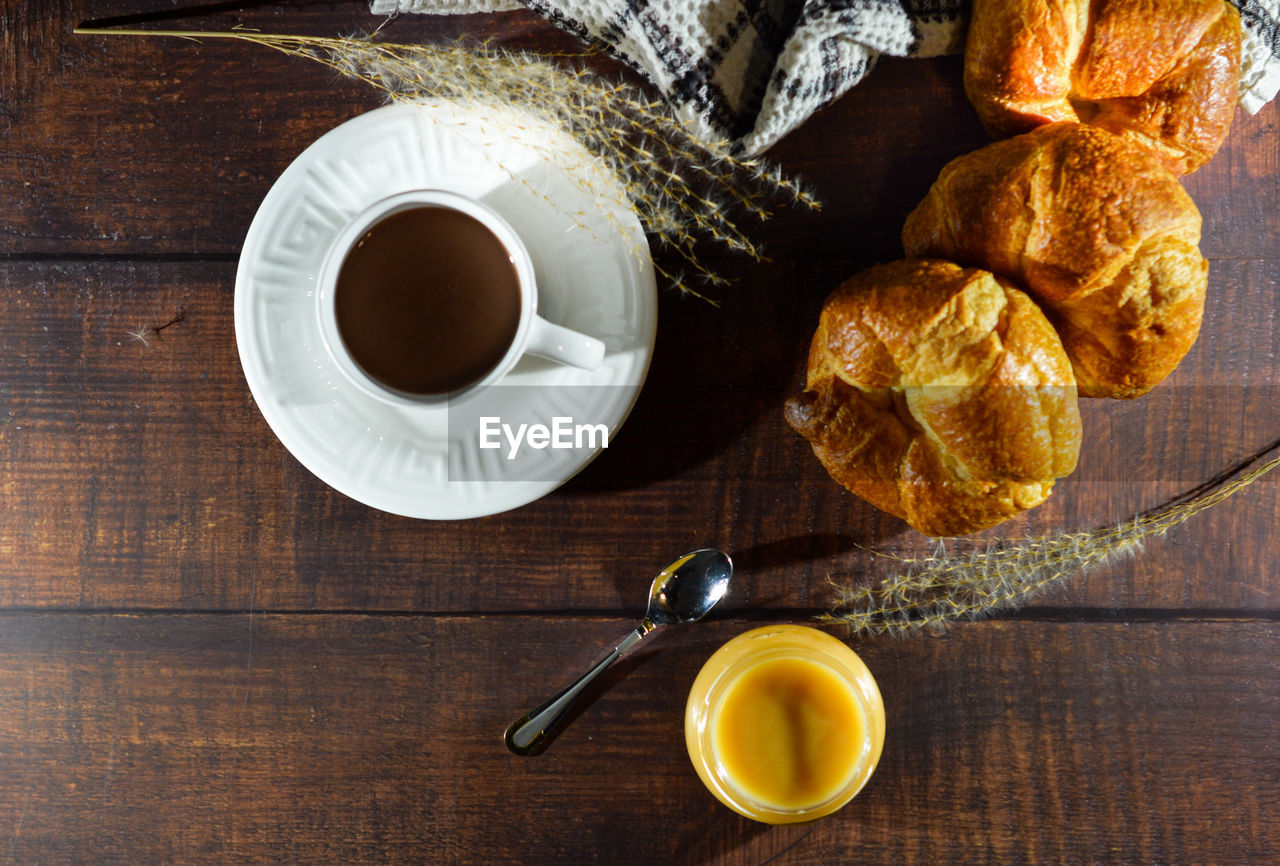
[[524, 316, 606, 371]]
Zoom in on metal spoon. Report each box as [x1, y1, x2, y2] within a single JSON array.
[[504, 548, 733, 755]]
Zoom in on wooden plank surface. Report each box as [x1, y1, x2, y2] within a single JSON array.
[[1, 2, 1278, 863], [7, 11, 1273, 264], [1, 614, 1276, 864], [0, 253, 1276, 612], [1, 2, 627, 258]]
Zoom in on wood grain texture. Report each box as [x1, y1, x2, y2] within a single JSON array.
[[0, 614, 1276, 864], [1, 2, 1278, 863], [0, 2, 633, 258], [0, 256, 1276, 612], [10, 13, 1272, 264]]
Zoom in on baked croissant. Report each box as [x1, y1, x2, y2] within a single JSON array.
[[964, 0, 1240, 175], [903, 122, 1208, 399], [785, 259, 1082, 537]]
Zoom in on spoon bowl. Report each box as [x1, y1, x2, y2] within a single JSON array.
[[504, 548, 733, 755], [646, 548, 733, 627]]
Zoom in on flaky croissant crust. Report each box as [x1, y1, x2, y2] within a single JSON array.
[[903, 122, 1208, 399], [964, 0, 1241, 175], [785, 259, 1082, 537]]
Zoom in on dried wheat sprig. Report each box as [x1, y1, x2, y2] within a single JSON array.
[[74, 27, 818, 298], [823, 439, 1280, 636]]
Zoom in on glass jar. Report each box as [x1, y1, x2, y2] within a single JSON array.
[[684, 624, 885, 823]]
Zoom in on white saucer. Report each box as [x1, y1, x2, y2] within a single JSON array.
[[234, 101, 657, 519]]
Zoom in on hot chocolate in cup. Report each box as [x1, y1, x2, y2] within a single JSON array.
[[316, 189, 605, 406]]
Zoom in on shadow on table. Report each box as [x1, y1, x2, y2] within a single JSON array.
[[560, 255, 822, 495], [76, 0, 342, 31]]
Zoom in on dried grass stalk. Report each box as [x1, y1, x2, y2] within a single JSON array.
[[75, 27, 819, 300], [824, 439, 1280, 636]]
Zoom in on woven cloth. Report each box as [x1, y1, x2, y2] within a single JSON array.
[[371, 0, 1280, 155]]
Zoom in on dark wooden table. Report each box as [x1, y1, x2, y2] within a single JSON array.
[[2, 2, 1278, 863]]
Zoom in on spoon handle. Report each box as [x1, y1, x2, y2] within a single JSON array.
[[505, 621, 653, 755]]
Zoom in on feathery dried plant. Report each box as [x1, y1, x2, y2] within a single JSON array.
[[75, 27, 819, 300], [824, 439, 1280, 636]]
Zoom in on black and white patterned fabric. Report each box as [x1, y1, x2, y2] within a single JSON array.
[[372, 0, 1280, 155]]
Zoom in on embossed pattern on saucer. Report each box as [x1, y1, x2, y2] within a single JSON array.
[[234, 101, 657, 519]]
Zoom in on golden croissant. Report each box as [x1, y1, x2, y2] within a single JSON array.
[[964, 0, 1240, 175], [785, 259, 1082, 537], [903, 122, 1208, 399]]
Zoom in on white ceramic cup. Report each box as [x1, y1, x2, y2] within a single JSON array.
[[316, 189, 605, 406]]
